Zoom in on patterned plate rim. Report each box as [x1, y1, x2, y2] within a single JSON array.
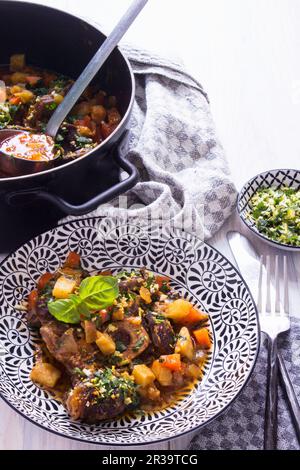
[[0, 216, 261, 446], [238, 168, 300, 251]]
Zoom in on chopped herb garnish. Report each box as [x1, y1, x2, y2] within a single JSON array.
[[133, 337, 145, 352], [115, 341, 127, 353], [0, 103, 11, 128], [45, 102, 57, 111], [247, 187, 300, 246], [73, 367, 87, 377], [75, 135, 93, 147]]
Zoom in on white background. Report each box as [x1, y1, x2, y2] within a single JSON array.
[[1, 0, 300, 450]]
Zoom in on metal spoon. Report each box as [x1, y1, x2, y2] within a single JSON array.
[[46, 0, 148, 139], [0, 0, 148, 176]]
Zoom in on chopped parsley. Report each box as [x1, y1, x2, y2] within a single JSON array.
[[45, 102, 58, 111], [247, 187, 300, 246], [0, 103, 11, 128], [73, 367, 87, 378], [88, 368, 139, 407]]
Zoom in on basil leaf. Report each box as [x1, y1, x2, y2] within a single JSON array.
[[47, 275, 119, 323], [78, 276, 119, 310], [48, 297, 80, 324]]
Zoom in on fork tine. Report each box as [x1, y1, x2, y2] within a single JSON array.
[[257, 255, 263, 312], [283, 256, 289, 315], [266, 255, 272, 313], [275, 255, 281, 313]]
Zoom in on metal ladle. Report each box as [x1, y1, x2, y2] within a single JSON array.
[[0, 0, 148, 176]]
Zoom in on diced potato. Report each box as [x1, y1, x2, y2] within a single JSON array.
[[10, 71, 27, 84], [147, 384, 161, 400], [54, 93, 64, 105], [96, 332, 116, 355], [127, 316, 142, 326], [10, 54, 25, 72], [30, 362, 61, 388], [52, 276, 77, 299], [10, 85, 24, 94], [139, 286, 152, 304], [77, 125, 94, 137], [138, 383, 160, 401], [112, 308, 124, 321], [84, 320, 97, 344], [175, 327, 194, 360], [151, 359, 173, 386], [164, 299, 192, 322], [91, 105, 106, 124], [15, 89, 34, 104], [133, 364, 155, 387], [187, 364, 203, 379]]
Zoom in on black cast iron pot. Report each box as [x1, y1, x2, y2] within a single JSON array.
[[0, 0, 137, 216]]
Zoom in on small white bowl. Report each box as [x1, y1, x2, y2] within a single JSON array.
[[238, 169, 300, 252]]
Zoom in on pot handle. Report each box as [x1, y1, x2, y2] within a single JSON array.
[[6, 148, 139, 216]]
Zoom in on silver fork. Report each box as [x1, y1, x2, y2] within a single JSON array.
[[258, 255, 292, 449]]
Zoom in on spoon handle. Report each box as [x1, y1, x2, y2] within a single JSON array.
[[46, 0, 148, 138]]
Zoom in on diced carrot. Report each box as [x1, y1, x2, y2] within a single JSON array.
[[27, 290, 38, 310], [52, 276, 77, 299], [178, 308, 208, 325], [26, 76, 42, 86], [37, 273, 54, 291], [160, 354, 182, 371], [165, 299, 192, 321], [155, 275, 170, 289], [9, 95, 21, 105], [193, 328, 212, 349], [64, 252, 81, 268]]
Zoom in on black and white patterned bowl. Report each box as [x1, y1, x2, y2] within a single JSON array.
[[0, 218, 259, 446], [238, 169, 300, 252]]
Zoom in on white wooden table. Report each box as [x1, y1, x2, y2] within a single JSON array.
[[1, 0, 300, 450]]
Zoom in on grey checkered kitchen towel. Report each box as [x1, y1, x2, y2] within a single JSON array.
[[190, 316, 300, 450], [62, 46, 237, 239]]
